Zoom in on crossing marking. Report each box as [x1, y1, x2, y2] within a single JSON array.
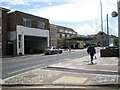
[[63, 61, 85, 64], [53, 76, 88, 84]]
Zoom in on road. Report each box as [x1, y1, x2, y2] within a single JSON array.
[[2, 48, 100, 79]]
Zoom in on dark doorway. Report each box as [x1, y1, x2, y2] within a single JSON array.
[[8, 43, 13, 55], [24, 36, 47, 54]]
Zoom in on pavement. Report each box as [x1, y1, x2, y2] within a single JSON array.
[[1, 49, 120, 88]]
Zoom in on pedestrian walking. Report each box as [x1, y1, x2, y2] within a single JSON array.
[[87, 44, 96, 64]]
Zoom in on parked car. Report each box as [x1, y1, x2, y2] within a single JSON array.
[[44, 46, 62, 55]]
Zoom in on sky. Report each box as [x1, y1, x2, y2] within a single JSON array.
[[0, 0, 118, 36]]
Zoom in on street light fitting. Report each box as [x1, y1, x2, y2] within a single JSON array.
[[111, 11, 118, 17]]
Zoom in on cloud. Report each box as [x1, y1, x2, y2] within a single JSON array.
[[48, 2, 52, 5], [2, 0, 30, 5], [26, 0, 117, 36], [1, 0, 118, 36], [109, 21, 118, 36], [72, 23, 101, 35], [72, 18, 118, 36], [34, 5, 41, 8], [102, 0, 117, 17], [0, 0, 73, 5], [28, 0, 117, 22]]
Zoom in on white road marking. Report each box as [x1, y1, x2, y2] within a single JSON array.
[[64, 58, 71, 60], [8, 64, 44, 75]]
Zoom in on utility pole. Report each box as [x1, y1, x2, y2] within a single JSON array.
[[100, 0, 104, 47], [106, 14, 109, 47], [100, 0, 103, 32]]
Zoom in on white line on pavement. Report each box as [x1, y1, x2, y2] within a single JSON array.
[[8, 64, 44, 75], [64, 58, 71, 60]]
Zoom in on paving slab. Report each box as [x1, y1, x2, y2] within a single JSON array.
[[48, 53, 119, 73]]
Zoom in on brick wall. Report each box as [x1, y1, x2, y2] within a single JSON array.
[[2, 10, 9, 56], [8, 11, 49, 31]]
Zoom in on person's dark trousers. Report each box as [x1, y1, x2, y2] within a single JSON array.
[[90, 54, 94, 64]]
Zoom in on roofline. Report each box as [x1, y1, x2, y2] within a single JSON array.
[[9, 10, 49, 20], [0, 7, 10, 12], [50, 24, 76, 32]]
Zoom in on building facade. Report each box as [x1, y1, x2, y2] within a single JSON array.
[[8, 11, 50, 55], [86, 31, 118, 47], [1, 8, 50, 56], [87, 31, 110, 46], [0, 7, 10, 56], [109, 35, 119, 47], [49, 24, 83, 49]]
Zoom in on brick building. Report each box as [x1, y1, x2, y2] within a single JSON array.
[[50, 24, 80, 49], [0, 7, 10, 56], [1, 7, 50, 56], [86, 31, 118, 47], [8, 11, 50, 55], [87, 31, 109, 46]]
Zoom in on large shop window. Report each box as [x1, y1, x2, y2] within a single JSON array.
[[23, 18, 32, 27]]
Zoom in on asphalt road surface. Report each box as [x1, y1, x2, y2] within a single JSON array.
[[2, 48, 100, 79]]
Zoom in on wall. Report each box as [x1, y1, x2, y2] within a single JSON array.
[[8, 11, 49, 31], [50, 24, 77, 47], [2, 9, 9, 56], [49, 28, 57, 46], [16, 25, 49, 55], [87, 32, 109, 46], [79, 41, 84, 49]]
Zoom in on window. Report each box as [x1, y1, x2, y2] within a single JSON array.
[[23, 18, 32, 27], [65, 34, 67, 37], [65, 31, 67, 33], [18, 35, 21, 48], [19, 42, 21, 48], [19, 35, 21, 41], [59, 30, 63, 32], [69, 31, 72, 34], [38, 21, 45, 29], [60, 34, 62, 38]]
